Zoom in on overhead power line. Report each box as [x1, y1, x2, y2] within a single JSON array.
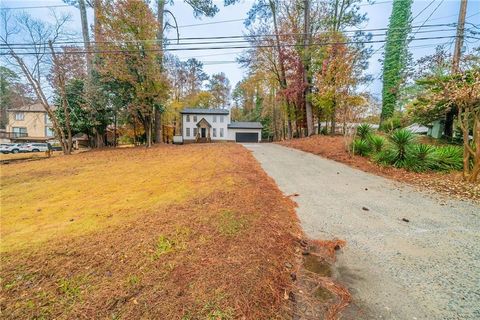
[[185, 41, 459, 65], [2, 35, 473, 56], [1, 23, 458, 47], [410, 0, 436, 22], [3, 27, 463, 51], [0, 4, 71, 10], [178, 18, 245, 28], [1, 0, 393, 10], [412, 0, 445, 38]]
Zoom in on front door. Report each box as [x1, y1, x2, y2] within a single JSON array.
[[201, 128, 206, 138]]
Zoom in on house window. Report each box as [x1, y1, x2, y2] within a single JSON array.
[[45, 113, 52, 125], [45, 127, 54, 137], [193, 115, 197, 122], [186, 115, 190, 122], [213, 115, 217, 123], [213, 128, 217, 137], [220, 128, 224, 137], [186, 128, 190, 137], [12, 127, 27, 138], [193, 128, 198, 137], [220, 115, 224, 123], [14, 112, 25, 121]]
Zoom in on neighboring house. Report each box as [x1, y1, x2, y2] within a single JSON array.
[[3, 103, 55, 142], [405, 123, 429, 135], [405, 121, 444, 138], [181, 108, 262, 143], [315, 122, 379, 135]]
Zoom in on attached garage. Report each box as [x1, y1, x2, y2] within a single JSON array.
[[227, 122, 263, 143], [235, 132, 258, 142]]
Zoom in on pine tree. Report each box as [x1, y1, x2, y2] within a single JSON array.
[[381, 0, 413, 122]]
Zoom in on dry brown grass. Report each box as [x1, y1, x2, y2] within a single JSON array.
[[0, 144, 300, 319], [279, 135, 479, 203], [0, 150, 68, 163]]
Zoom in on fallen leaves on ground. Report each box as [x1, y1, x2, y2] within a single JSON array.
[[279, 135, 479, 203], [0, 144, 301, 319]]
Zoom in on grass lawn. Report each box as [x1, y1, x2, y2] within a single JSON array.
[[0, 144, 300, 319], [279, 135, 479, 202]]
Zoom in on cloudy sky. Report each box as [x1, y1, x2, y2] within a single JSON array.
[[2, 0, 480, 99]]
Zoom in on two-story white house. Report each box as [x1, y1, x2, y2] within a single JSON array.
[[180, 108, 262, 143]]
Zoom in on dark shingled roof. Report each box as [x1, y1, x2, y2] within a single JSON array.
[[180, 108, 229, 115], [228, 122, 263, 129]]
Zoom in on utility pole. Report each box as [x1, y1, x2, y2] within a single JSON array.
[[452, 0, 468, 73], [445, 0, 468, 137], [154, 0, 166, 143], [304, 0, 314, 136], [78, 0, 92, 75]]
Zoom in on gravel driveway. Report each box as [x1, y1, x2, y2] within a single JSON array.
[[245, 143, 480, 320]]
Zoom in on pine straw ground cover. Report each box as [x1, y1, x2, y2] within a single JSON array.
[[0, 144, 301, 319], [279, 135, 479, 203]]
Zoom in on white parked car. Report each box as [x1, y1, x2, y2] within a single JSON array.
[[0, 144, 12, 154], [27, 143, 51, 152], [0, 143, 30, 154]]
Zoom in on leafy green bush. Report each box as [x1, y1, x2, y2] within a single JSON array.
[[368, 135, 386, 153], [431, 145, 463, 171], [357, 124, 373, 140], [351, 139, 371, 156], [379, 117, 402, 133]]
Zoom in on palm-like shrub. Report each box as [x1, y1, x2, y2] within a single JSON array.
[[357, 124, 373, 140], [405, 144, 436, 172], [374, 129, 416, 168], [431, 145, 463, 171], [351, 139, 371, 156], [368, 135, 386, 153], [373, 148, 397, 166], [354, 126, 463, 173], [388, 129, 416, 165]]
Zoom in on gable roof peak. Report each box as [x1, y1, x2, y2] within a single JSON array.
[[196, 117, 212, 127]]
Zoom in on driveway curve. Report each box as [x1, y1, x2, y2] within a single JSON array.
[[244, 143, 480, 320]]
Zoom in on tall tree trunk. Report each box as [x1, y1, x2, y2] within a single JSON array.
[[270, 0, 293, 139], [317, 114, 321, 134], [113, 109, 117, 147], [468, 116, 480, 182], [143, 117, 153, 148], [133, 118, 137, 146], [271, 86, 278, 141], [154, 0, 166, 143], [330, 98, 336, 135], [49, 41, 73, 154], [94, 129, 104, 148], [303, 0, 314, 136], [90, 0, 105, 148], [19, 63, 69, 154], [380, 0, 413, 123]]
